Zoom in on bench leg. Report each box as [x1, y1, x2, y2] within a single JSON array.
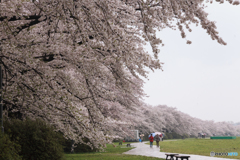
[[166, 155, 174, 160]]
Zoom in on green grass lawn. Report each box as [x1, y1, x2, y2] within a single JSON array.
[[64, 142, 164, 160], [157, 137, 240, 159]]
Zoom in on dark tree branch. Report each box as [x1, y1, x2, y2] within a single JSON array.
[[15, 16, 47, 35], [0, 15, 41, 22]]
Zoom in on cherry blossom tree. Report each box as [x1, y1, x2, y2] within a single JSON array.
[[147, 105, 240, 137], [0, 0, 239, 149]]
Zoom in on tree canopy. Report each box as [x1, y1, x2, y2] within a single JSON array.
[[0, 0, 239, 149]]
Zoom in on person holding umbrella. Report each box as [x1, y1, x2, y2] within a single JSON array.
[[140, 134, 144, 143], [149, 134, 154, 148], [155, 134, 160, 147], [160, 133, 163, 141]]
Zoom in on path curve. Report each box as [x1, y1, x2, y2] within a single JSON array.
[[123, 142, 237, 160]]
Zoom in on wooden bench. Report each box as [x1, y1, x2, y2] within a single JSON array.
[[165, 153, 179, 160], [174, 155, 190, 160]]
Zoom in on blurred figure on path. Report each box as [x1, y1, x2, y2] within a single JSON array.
[[149, 134, 154, 148], [160, 134, 163, 141], [155, 134, 160, 147], [140, 134, 144, 143]]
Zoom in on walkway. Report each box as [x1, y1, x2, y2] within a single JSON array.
[[123, 142, 237, 160]]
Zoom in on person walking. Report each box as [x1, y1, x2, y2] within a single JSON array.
[[149, 134, 154, 148], [160, 134, 163, 141], [140, 134, 144, 143], [155, 134, 160, 147]]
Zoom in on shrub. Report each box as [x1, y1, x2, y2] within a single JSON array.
[[163, 132, 190, 140], [4, 118, 65, 160], [63, 137, 97, 153], [0, 132, 21, 160]]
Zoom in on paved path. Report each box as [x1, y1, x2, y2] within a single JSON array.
[[123, 142, 237, 160]]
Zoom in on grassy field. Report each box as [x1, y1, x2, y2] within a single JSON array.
[[156, 137, 240, 159], [64, 142, 164, 160]]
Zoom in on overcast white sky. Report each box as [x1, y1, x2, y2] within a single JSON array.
[[143, 1, 240, 123]]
